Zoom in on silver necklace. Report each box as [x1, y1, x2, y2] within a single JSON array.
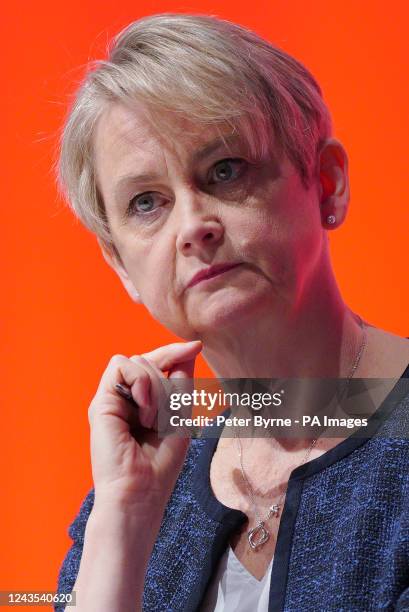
[[234, 315, 367, 551]]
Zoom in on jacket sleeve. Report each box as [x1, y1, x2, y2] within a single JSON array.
[[54, 488, 95, 612]]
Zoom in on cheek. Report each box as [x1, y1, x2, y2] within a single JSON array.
[[233, 195, 322, 285], [129, 249, 177, 314]]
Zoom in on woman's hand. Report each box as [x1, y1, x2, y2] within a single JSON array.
[[88, 340, 203, 513]]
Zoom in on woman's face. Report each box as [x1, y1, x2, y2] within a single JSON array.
[[93, 102, 331, 340]]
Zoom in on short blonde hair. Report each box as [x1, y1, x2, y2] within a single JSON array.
[[55, 12, 333, 258]]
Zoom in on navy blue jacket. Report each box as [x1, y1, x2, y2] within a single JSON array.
[[56, 367, 409, 611]]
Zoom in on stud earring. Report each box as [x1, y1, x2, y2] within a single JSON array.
[[327, 215, 336, 225]]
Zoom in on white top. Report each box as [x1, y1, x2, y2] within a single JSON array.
[[200, 545, 274, 611]]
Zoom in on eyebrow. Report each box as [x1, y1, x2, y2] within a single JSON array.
[[191, 133, 240, 163], [112, 133, 242, 198]]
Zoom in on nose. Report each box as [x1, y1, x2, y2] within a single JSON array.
[[175, 192, 224, 256]]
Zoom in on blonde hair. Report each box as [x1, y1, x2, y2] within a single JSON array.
[[55, 12, 333, 259]]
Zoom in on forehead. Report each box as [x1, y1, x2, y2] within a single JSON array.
[[92, 102, 243, 182]]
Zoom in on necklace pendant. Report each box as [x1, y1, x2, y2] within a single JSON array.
[[268, 504, 280, 518], [248, 521, 270, 550]]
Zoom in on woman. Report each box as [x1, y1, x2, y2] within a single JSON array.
[[54, 13, 409, 611]]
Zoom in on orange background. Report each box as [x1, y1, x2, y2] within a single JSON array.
[[1, 0, 408, 606]]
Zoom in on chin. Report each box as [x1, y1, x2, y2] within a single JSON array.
[[189, 286, 274, 332]]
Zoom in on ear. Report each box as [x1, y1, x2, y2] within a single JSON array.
[[317, 138, 350, 229], [97, 238, 143, 304]]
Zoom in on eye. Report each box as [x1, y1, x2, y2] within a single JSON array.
[[209, 158, 247, 184], [126, 192, 167, 217]]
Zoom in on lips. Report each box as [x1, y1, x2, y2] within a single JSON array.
[[187, 263, 242, 289]]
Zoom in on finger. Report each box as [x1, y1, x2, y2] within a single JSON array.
[[93, 356, 154, 430], [130, 356, 194, 433], [128, 356, 169, 429], [141, 340, 203, 372], [135, 343, 202, 428], [166, 356, 199, 439], [168, 356, 196, 379]]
